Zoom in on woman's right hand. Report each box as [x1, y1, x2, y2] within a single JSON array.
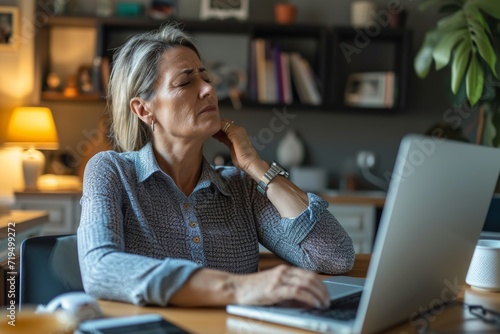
[[233, 264, 330, 309]]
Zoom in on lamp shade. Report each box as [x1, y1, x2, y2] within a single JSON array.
[[5, 107, 59, 150]]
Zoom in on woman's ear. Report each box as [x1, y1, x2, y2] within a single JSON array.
[[130, 97, 152, 124]]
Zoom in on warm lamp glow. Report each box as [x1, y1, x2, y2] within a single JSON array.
[[5, 107, 59, 149], [4, 107, 59, 189]]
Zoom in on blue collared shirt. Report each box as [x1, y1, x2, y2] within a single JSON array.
[[78, 142, 355, 306]]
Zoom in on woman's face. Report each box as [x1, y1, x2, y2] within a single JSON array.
[[148, 46, 220, 142]]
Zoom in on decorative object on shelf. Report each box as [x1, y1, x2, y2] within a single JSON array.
[[414, 0, 500, 148], [149, 0, 177, 20], [344, 72, 396, 108], [207, 62, 247, 110], [350, 0, 376, 28], [77, 65, 94, 94], [274, 2, 297, 25], [96, 0, 114, 17], [0, 6, 18, 51], [4, 107, 59, 190], [276, 129, 305, 168], [116, 2, 143, 16], [200, 0, 249, 21], [46, 72, 61, 91], [63, 75, 79, 97]]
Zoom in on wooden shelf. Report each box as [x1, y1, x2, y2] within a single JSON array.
[[41, 91, 102, 102], [36, 6, 412, 112]]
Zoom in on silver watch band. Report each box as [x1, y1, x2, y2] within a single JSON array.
[[257, 161, 289, 196]]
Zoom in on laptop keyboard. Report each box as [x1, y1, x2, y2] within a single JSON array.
[[305, 292, 361, 321]]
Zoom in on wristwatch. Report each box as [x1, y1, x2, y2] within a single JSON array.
[[257, 161, 289, 196]]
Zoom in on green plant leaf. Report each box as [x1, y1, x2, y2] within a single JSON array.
[[469, 24, 498, 76], [470, 0, 500, 20], [466, 55, 484, 106], [437, 9, 467, 31], [433, 29, 467, 70], [414, 29, 443, 78], [451, 39, 471, 94], [464, 2, 492, 37]]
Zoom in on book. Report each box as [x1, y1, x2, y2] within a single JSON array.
[[289, 52, 310, 104], [280, 52, 293, 104], [298, 56, 322, 105], [254, 38, 267, 104], [265, 41, 278, 104]]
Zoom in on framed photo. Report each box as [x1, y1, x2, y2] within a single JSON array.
[[0, 6, 19, 51], [344, 72, 396, 108], [200, 0, 249, 21]]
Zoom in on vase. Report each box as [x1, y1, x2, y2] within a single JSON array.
[[274, 3, 297, 25], [351, 0, 376, 28], [276, 129, 305, 167]]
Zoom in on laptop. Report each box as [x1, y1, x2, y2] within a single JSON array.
[[227, 134, 500, 334]]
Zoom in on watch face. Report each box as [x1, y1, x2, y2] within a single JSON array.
[[272, 161, 289, 178]]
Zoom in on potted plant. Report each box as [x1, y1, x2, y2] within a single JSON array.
[[414, 0, 500, 147]]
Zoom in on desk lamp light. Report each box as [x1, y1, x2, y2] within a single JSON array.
[[4, 107, 59, 189]]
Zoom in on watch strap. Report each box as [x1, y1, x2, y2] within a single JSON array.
[[257, 161, 289, 196]]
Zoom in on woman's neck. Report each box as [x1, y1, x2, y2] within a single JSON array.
[[152, 140, 204, 196]]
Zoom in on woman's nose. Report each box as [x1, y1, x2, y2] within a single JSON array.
[[199, 79, 214, 99]]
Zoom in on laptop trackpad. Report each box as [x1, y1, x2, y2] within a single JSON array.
[[323, 276, 365, 300]]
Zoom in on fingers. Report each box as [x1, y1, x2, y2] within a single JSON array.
[[221, 119, 235, 133], [221, 120, 234, 133], [235, 265, 330, 309], [279, 266, 330, 309]]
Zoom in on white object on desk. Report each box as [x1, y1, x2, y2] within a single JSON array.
[[466, 239, 500, 291]]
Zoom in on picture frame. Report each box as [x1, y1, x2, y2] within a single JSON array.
[[344, 72, 396, 108], [0, 6, 19, 51], [200, 0, 249, 21]]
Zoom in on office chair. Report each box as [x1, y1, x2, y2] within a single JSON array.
[[19, 234, 84, 307]]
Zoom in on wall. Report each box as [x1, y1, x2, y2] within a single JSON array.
[[0, 0, 36, 203], [0, 0, 456, 193]]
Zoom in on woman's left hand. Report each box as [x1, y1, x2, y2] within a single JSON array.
[[212, 119, 265, 178]]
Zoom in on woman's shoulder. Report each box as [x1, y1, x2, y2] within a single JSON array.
[[85, 149, 138, 174]]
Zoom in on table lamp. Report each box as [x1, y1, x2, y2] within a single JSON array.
[[4, 106, 59, 189]]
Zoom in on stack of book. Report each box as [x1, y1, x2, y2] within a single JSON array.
[[249, 38, 322, 106]]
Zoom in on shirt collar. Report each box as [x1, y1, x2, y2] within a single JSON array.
[[136, 142, 231, 197]]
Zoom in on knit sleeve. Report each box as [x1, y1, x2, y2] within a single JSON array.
[[249, 177, 355, 274]]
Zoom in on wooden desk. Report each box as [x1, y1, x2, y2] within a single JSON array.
[[98, 254, 500, 334]]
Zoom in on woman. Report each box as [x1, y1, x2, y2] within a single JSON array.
[[78, 23, 355, 309]]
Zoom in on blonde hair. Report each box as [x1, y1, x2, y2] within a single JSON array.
[[107, 23, 200, 152]]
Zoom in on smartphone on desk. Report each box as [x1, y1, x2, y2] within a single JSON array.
[[77, 314, 190, 334]]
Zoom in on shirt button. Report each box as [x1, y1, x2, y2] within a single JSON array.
[[183, 202, 190, 210], [196, 260, 202, 264], [193, 236, 200, 243], [189, 221, 197, 228]]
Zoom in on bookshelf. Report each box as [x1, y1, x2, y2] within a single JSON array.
[[329, 27, 412, 113], [34, 10, 412, 113]]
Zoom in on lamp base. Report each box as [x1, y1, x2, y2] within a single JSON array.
[[22, 148, 45, 189]]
